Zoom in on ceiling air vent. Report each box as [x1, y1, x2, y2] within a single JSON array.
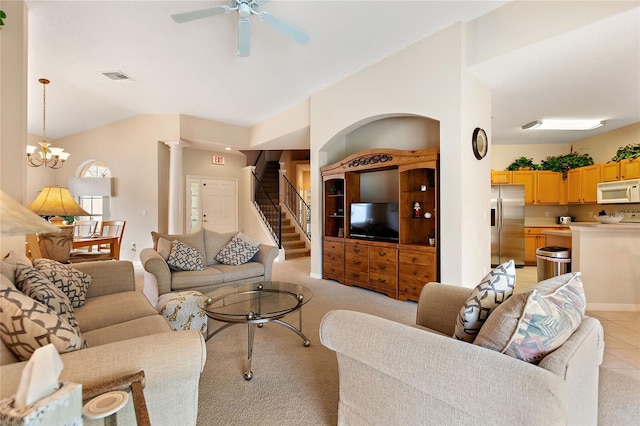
[[102, 71, 132, 81]]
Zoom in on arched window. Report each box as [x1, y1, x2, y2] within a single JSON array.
[[77, 161, 112, 221]]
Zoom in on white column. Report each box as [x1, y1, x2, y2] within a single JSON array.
[[164, 141, 185, 234]]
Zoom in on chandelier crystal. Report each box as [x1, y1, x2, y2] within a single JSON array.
[[26, 78, 70, 169]]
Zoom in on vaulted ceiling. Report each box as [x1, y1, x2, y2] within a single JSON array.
[[25, 1, 640, 148]]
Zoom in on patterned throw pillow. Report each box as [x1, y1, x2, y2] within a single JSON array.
[[15, 264, 80, 331], [0, 285, 86, 361], [474, 272, 586, 363], [167, 240, 205, 271], [32, 258, 92, 308], [214, 234, 259, 266], [453, 259, 516, 343]]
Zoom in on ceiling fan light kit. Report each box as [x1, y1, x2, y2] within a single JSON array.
[[522, 119, 605, 131], [171, 0, 309, 57]]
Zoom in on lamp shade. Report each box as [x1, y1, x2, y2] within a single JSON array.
[[0, 190, 60, 235], [27, 186, 90, 217]]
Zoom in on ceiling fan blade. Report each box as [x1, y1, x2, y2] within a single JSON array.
[[258, 11, 309, 45], [171, 6, 228, 24], [238, 18, 251, 57]]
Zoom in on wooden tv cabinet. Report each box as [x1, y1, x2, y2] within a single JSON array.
[[321, 148, 439, 301]]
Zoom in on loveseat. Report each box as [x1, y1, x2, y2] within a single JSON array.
[[140, 229, 279, 296], [320, 273, 605, 425], [0, 254, 206, 425]]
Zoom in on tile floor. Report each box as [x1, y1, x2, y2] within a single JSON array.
[[516, 266, 640, 381]]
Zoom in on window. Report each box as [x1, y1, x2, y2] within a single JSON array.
[[77, 161, 112, 221]]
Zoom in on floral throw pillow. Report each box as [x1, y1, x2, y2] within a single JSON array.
[[0, 284, 86, 361], [32, 258, 92, 308], [15, 264, 80, 331], [453, 259, 516, 343], [214, 234, 259, 266], [167, 240, 205, 271]]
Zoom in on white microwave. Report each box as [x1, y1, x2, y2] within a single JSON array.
[[597, 178, 640, 204]]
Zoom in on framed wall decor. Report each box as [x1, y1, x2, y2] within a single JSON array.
[[472, 127, 488, 160]]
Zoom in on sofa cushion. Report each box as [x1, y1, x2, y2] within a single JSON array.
[[214, 262, 265, 283], [171, 266, 225, 291], [0, 284, 85, 361], [32, 258, 92, 308], [152, 230, 206, 264], [453, 259, 515, 343], [1, 250, 33, 284], [157, 237, 173, 261], [474, 272, 586, 363], [82, 315, 171, 348], [167, 240, 204, 271], [215, 234, 259, 266], [203, 229, 236, 265], [15, 264, 80, 331], [75, 291, 158, 333]]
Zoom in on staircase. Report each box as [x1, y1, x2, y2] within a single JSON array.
[[258, 161, 310, 260]]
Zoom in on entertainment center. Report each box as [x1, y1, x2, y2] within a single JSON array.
[[321, 148, 439, 301]]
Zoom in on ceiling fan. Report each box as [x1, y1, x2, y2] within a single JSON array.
[[171, 0, 309, 57]]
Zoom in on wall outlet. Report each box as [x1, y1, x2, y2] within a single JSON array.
[[131, 242, 136, 252]]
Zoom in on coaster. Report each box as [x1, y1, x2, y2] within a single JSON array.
[[83, 390, 129, 419]]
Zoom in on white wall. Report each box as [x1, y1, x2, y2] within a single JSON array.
[[309, 23, 493, 286]]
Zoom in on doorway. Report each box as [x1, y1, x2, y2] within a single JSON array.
[[187, 176, 237, 233]]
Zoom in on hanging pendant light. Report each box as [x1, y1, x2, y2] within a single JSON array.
[[26, 78, 70, 168]]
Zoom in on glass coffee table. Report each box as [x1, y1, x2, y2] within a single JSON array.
[[200, 281, 312, 380]]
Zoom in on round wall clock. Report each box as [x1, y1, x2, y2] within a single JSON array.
[[472, 127, 488, 160]]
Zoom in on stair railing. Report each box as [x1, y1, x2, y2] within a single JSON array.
[[282, 175, 311, 240], [253, 150, 266, 181], [252, 171, 282, 248]]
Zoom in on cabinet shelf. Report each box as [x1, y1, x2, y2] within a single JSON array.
[[328, 214, 344, 218], [327, 194, 344, 197]]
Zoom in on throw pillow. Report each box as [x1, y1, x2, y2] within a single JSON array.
[[15, 264, 80, 331], [152, 230, 206, 263], [453, 259, 516, 343], [0, 284, 86, 361], [167, 240, 205, 271], [32, 258, 92, 308], [1, 250, 33, 283], [474, 272, 586, 363], [157, 237, 173, 261], [214, 233, 259, 266]]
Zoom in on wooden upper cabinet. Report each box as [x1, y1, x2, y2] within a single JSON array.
[[511, 171, 536, 204], [491, 170, 512, 184], [620, 158, 640, 180], [567, 165, 599, 204], [600, 162, 620, 182], [536, 171, 565, 205]]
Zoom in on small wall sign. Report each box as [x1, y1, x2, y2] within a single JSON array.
[[212, 155, 225, 165]]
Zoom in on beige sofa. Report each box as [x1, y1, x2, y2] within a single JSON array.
[[0, 258, 206, 425], [140, 229, 279, 296], [320, 280, 605, 425]]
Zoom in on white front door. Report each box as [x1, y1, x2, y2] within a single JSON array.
[[202, 178, 237, 232]]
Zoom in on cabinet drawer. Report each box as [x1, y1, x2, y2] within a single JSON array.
[[399, 250, 435, 268], [345, 268, 368, 285], [324, 241, 344, 254], [323, 250, 344, 265], [369, 247, 397, 263], [369, 270, 397, 290], [399, 279, 426, 299], [345, 244, 367, 256], [345, 254, 368, 271]]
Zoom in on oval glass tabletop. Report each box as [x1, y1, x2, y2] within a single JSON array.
[[200, 281, 312, 321]]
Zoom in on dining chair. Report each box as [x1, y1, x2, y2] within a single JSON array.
[[73, 220, 98, 238], [96, 220, 126, 257]]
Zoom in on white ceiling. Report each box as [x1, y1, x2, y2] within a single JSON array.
[[25, 1, 640, 148]]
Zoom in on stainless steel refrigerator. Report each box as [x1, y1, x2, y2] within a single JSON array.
[[491, 184, 525, 267]]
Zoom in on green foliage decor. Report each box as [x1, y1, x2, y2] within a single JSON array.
[[611, 143, 640, 162], [506, 157, 539, 171], [539, 147, 594, 179]]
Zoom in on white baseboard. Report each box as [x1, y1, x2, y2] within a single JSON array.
[[586, 303, 640, 312], [309, 272, 322, 279]]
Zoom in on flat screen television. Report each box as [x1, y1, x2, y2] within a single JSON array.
[[349, 202, 399, 242]]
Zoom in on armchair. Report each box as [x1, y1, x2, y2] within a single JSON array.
[[320, 281, 604, 425]]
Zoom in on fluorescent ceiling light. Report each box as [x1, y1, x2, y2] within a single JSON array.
[[522, 119, 605, 130]]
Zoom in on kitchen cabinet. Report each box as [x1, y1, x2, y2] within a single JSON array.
[[620, 158, 640, 179], [600, 162, 620, 182], [491, 170, 512, 184], [536, 171, 565, 204], [511, 171, 536, 204], [567, 165, 599, 204], [524, 227, 569, 266]]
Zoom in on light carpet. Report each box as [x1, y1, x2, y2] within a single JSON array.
[[195, 257, 639, 425]]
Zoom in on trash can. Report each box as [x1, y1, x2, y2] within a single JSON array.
[[536, 246, 571, 281]]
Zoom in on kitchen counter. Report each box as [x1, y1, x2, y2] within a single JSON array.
[[541, 229, 572, 237], [569, 223, 640, 310]]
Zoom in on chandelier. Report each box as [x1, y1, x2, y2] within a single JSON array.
[[26, 78, 70, 169]]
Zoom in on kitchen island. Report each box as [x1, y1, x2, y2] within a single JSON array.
[[569, 223, 640, 311]]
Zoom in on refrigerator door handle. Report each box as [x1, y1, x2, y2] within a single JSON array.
[[490, 208, 496, 227], [497, 198, 502, 232]]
